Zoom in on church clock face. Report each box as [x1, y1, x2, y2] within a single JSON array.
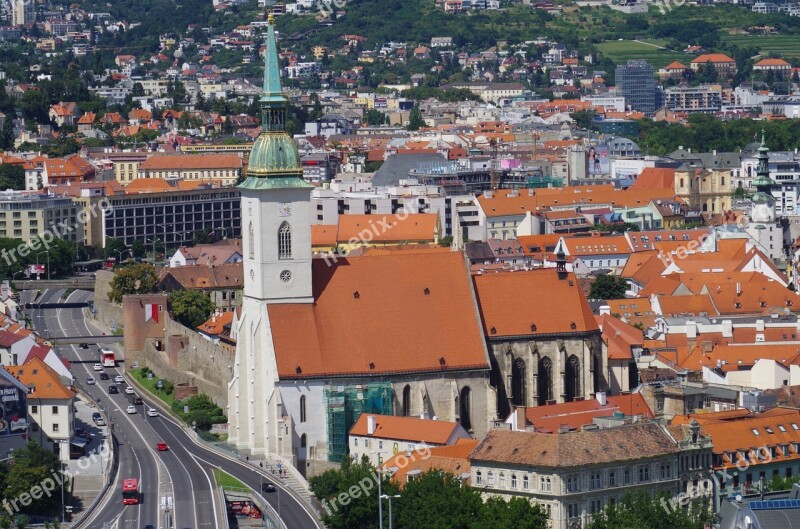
[[754, 203, 772, 221], [278, 203, 292, 217]]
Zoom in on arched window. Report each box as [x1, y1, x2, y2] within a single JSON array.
[[565, 355, 581, 402], [680, 178, 684, 188], [248, 222, 254, 259], [300, 433, 307, 448], [460, 386, 472, 431], [538, 357, 553, 405], [299, 395, 306, 423], [511, 358, 526, 407], [593, 353, 602, 394], [278, 222, 291, 259], [402, 385, 411, 416]]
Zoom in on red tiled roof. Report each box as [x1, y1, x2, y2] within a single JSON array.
[[350, 413, 464, 444]]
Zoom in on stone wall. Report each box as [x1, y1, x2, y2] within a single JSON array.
[[122, 293, 233, 408], [93, 269, 124, 330]]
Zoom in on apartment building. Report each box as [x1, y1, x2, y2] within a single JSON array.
[[0, 191, 79, 244], [6, 358, 76, 461], [138, 154, 242, 186], [665, 84, 723, 113], [470, 422, 705, 529], [101, 179, 241, 248]]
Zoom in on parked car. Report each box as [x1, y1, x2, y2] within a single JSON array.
[[126, 405, 136, 414], [92, 412, 101, 422], [99, 372, 109, 380], [86, 375, 95, 385], [156, 442, 169, 451], [147, 408, 158, 417], [95, 417, 106, 426], [114, 375, 124, 384], [74, 428, 91, 440], [108, 385, 118, 394], [93, 363, 103, 371], [124, 386, 134, 395]]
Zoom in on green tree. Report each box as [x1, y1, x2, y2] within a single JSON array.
[[407, 105, 425, 131], [192, 229, 213, 245], [109, 263, 158, 303], [170, 289, 215, 328], [0, 165, 24, 190], [586, 491, 713, 529], [104, 237, 127, 260], [364, 108, 386, 126], [571, 110, 597, 130], [172, 393, 226, 430], [589, 274, 628, 300], [131, 239, 145, 258], [3, 440, 62, 516], [0, 115, 14, 150]]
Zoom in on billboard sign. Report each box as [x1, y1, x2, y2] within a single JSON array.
[[0, 371, 27, 437], [26, 264, 45, 276]]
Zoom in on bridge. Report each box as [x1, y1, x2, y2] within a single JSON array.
[[14, 279, 95, 290], [46, 335, 124, 345]]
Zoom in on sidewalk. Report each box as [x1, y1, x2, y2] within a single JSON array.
[[68, 393, 114, 521], [239, 455, 315, 507]]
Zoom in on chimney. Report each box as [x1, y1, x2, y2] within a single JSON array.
[[596, 391, 607, 406], [367, 415, 376, 435], [599, 305, 611, 316], [736, 282, 741, 296]]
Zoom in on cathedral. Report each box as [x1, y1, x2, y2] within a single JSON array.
[[227, 16, 607, 475]]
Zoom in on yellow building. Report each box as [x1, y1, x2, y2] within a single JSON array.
[[138, 154, 242, 186], [674, 166, 733, 214]]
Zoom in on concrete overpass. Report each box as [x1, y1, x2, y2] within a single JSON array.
[[13, 278, 95, 290]]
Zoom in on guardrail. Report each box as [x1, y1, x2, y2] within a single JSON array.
[[222, 486, 286, 529]]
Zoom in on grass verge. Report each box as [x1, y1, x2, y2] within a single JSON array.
[[128, 368, 176, 408], [214, 468, 246, 489]]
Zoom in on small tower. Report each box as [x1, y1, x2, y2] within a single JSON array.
[[750, 130, 775, 224], [556, 245, 567, 279]]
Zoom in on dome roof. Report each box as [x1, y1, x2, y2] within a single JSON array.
[[246, 131, 302, 178]]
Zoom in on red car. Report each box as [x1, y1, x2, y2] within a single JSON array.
[[156, 442, 169, 451]]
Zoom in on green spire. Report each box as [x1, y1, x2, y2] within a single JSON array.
[[260, 14, 288, 132]]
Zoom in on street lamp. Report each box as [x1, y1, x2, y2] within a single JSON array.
[[61, 460, 66, 523], [36, 251, 50, 280], [215, 226, 228, 240], [113, 248, 129, 262], [380, 495, 401, 529], [371, 451, 385, 529]]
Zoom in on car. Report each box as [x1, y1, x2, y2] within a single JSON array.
[[93, 363, 103, 371], [92, 412, 101, 422], [99, 372, 109, 380], [74, 428, 91, 440], [108, 385, 118, 394], [147, 408, 158, 417], [156, 442, 169, 451], [114, 375, 124, 384], [86, 375, 95, 385], [132, 396, 143, 405], [261, 482, 276, 493], [95, 417, 106, 426], [79, 343, 88, 349], [124, 386, 134, 395], [126, 405, 136, 414]]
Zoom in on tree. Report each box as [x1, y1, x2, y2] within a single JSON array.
[[3, 441, 62, 516], [104, 237, 127, 259], [571, 109, 597, 130], [0, 115, 14, 150], [192, 229, 213, 245], [586, 491, 713, 529], [589, 274, 628, 300], [364, 108, 386, 126], [109, 263, 158, 303], [170, 289, 215, 329], [131, 239, 145, 258], [407, 105, 425, 131], [0, 165, 24, 190]]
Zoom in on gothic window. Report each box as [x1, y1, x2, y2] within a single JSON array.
[[565, 355, 581, 402], [300, 395, 307, 423], [402, 385, 411, 416], [511, 358, 527, 407], [278, 221, 291, 259], [460, 386, 472, 431], [300, 433, 307, 448], [248, 222, 254, 259], [538, 357, 553, 405]]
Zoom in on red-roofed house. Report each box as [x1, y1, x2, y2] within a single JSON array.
[[690, 54, 736, 76], [597, 313, 643, 393], [754, 58, 791, 72], [349, 413, 471, 467]]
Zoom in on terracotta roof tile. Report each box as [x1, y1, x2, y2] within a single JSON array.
[[5, 357, 75, 400], [269, 252, 489, 379], [336, 214, 437, 244], [139, 154, 242, 171], [473, 269, 598, 337], [521, 393, 653, 432], [350, 413, 465, 444]]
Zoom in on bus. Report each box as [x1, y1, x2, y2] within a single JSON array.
[[100, 349, 116, 367], [122, 478, 140, 505]]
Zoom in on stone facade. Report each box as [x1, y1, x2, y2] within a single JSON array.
[[92, 269, 124, 331], [489, 334, 606, 419], [122, 293, 233, 407]]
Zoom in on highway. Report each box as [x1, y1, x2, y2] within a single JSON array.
[[28, 288, 321, 529]]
